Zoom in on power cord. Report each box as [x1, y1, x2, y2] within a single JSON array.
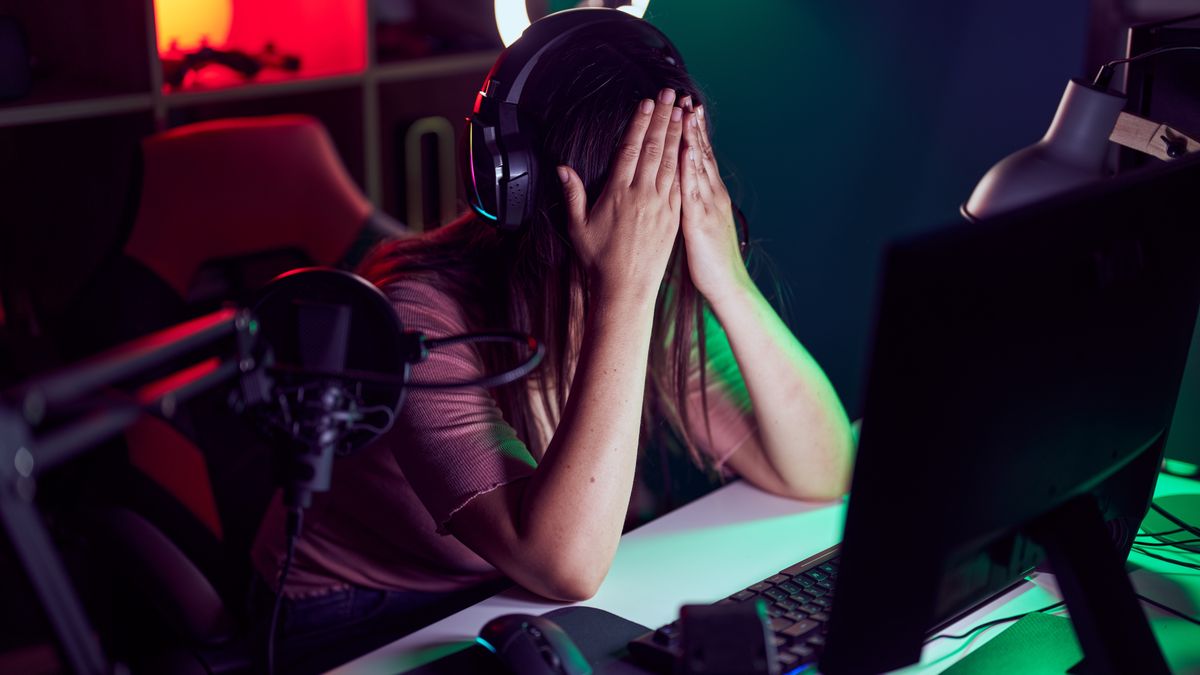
[[1136, 593, 1200, 628], [1149, 503, 1200, 538], [924, 601, 1066, 643], [268, 507, 303, 675], [1093, 46, 1200, 89]]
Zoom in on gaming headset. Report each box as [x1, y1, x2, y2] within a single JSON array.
[[463, 8, 686, 232]]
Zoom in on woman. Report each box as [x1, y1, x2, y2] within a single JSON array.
[[251, 9, 853, 668]]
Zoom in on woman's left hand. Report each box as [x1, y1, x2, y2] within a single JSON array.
[[679, 99, 751, 303]]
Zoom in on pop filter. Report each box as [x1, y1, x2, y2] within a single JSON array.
[[244, 268, 411, 511]]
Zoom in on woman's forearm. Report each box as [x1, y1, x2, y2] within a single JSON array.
[[706, 274, 854, 500], [515, 291, 657, 596]]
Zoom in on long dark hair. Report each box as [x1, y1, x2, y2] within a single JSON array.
[[359, 27, 715, 465]]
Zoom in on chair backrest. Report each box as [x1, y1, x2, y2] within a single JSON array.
[[125, 114, 373, 300], [65, 114, 388, 647]]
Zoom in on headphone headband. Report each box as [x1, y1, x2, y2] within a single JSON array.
[[465, 9, 684, 231]]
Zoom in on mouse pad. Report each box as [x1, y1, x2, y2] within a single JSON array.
[[940, 612, 1083, 675], [542, 606, 653, 674], [404, 606, 653, 674]]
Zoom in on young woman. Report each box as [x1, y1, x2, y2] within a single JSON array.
[[251, 9, 853, 667]]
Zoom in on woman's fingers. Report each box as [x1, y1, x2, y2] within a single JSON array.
[[683, 111, 713, 202], [634, 88, 677, 188], [695, 105, 721, 188], [611, 98, 656, 186], [657, 104, 684, 195], [558, 164, 588, 233]]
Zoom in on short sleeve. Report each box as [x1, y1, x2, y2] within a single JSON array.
[[383, 280, 538, 534], [684, 306, 757, 468]]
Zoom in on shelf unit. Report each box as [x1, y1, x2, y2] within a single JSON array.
[[0, 0, 523, 325]]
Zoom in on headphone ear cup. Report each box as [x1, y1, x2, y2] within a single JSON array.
[[464, 116, 503, 225]]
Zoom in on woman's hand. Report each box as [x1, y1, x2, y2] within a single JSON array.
[[558, 88, 684, 302], [679, 99, 752, 303]]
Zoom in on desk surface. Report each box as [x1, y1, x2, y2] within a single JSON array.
[[332, 473, 1200, 675]]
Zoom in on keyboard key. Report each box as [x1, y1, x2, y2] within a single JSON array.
[[771, 635, 787, 647], [810, 597, 832, 609], [778, 652, 801, 666], [748, 582, 773, 593], [766, 574, 790, 585], [819, 563, 837, 574], [782, 619, 820, 638], [768, 606, 786, 618], [792, 576, 815, 588], [784, 611, 808, 622], [774, 598, 798, 610], [802, 587, 827, 599], [807, 634, 827, 647], [764, 588, 789, 601], [778, 581, 802, 595], [716, 598, 736, 606], [731, 590, 757, 602], [788, 644, 816, 660], [808, 612, 830, 622], [798, 604, 821, 616], [769, 617, 794, 633], [805, 570, 828, 582], [817, 580, 835, 591]]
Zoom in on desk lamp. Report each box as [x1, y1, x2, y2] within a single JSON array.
[[962, 46, 1199, 221], [961, 42, 1200, 574]]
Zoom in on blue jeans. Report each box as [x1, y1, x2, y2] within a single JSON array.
[[249, 576, 509, 674]]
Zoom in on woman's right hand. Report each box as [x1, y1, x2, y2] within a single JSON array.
[[558, 87, 684, 302]]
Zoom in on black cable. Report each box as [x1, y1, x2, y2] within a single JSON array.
[[268, 332, 545, 390], [1134, 537, 1200, 548], [1150, 503, 1200, 538], [1131, 546, 1200, 571], [924, 601, 1066, 644], [268, 507, 303, 675], [1137, 527, 1187, 538], [1137, 593, 1200, 628], [1094, 46, 1200, 88]]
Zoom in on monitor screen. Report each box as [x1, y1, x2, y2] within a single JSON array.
[[821, 153, 1200, 674]]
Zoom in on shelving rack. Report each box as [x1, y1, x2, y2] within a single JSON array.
[[0, 0, 511, 320]]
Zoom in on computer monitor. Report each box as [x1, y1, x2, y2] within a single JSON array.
[[1124, 12, 1200, 473], [820, 152, 1200, 674]]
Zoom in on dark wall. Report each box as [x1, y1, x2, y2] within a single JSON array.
[[636, 0, 1093, 414]]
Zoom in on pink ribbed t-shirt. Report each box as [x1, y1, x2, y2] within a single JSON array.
[[252, 279, 756, 597]]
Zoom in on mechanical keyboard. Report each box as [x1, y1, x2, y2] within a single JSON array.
[[628, 545, 840, 673]]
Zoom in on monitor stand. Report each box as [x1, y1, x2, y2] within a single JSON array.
[[1028, 493, 1170, 675]]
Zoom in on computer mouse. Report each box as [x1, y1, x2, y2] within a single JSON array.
[[477, 613, 593, 675]]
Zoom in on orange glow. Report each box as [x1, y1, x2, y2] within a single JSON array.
[[155, 0, 366, 91], [154, 0, 233, 54]]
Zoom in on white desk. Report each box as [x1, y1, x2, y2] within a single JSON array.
[[332, 473, 1200, 674]]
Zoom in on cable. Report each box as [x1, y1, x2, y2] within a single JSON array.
[[268, 332, 545, 391], [1137, 527, 1187, 538], [924, 601, 1066, 644], [1134, 538, 1200, 548], [1093, 46, 1200, 89], [1137, 593, 1200, 628], [1128, 542, 1200, 569], [1150, 503, 1200, 538], [268, 507, 303, 675], [1131, 546, 1200, 571]]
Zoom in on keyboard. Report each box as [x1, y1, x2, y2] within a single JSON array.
[[627, 545, 840, 674]]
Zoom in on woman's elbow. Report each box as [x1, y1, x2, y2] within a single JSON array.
[[524, 556, 607, 602]]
